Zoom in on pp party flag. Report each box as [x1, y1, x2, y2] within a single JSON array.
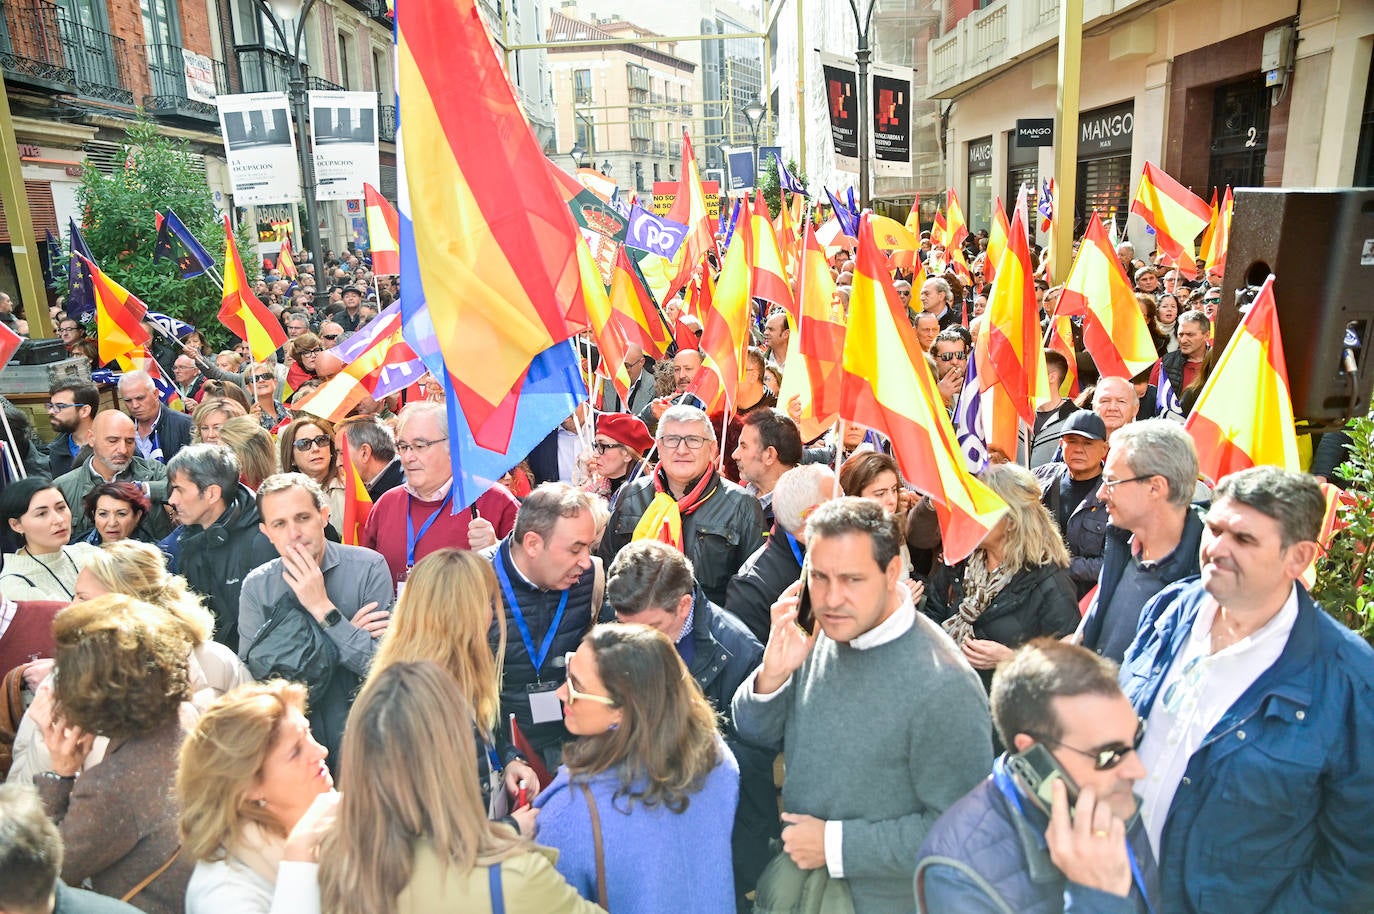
[[1156, 371, 1184, 423], [78, 254, 151, 365], [1199, 186, 1233, 278], [624, 205, 689, 261], [778, 221, 843, 438], [746, 191, 796, 322], [579, 232, 633, 403], [944, 188, 970, 252], [145, 311, 195, 341], [1038, 178, 1056, 235], [841, 211, 1007, 562], [363, 183, 400, 276], [67, 218, 96, 321], [398, 0, 587, 452], [153, 210, 216, 280], [1185, 275, 1300, 485], [339, 434, 373, 546], [661, 131, 716, 304], [971, 309, 1021, 461], [1055, 211, 1158, 379], [983, 206, 1050, 425], [1130, 162, 1211, 279], [775, 153, 808, 196], [297, 302, 422, 422], [1047, 315, 1080, 397], [219, 216, 286, 362], [952, 341, 990, 474], [276, 237, 298, 279], [825, 187, 859, 240], [609, 245, 671, 359]]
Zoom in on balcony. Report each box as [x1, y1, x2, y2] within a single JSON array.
[[927, 0, 1151, 99], [0, 1, 76, 93], [58, 15, 135, 105], [235, 45, 302, 94], [306, 75, 344, 92], [378, 98, 395, 143], [144, 43, 226, 123]]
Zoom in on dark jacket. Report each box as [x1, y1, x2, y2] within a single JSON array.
[[366, 457, 405, 501], [1028, 401, 1080, 468], [151, 406, 192, 462], [47, 432, 84, 478], [601, 470, 765, 606], [916, 759, 1157, 914], [1033, 462, 1109, 599], [161, 484, 277, 651], [1158, 349, 1187, 400], [1079, 508, 1204, 661], [53, 879, 143, 913], [725, 525, 803, 643], [1120, 580, 1374, 914], [924, 561, 1080, 689]]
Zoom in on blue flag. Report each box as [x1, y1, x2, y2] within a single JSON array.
[[146, 311, 195, 340], [825, 188, 859, 239], [624, 205, 689, 260], [153, 209, 216, 279], [953, 353, 990, 474], [1156, 372, 1184, 422], [721, 198, 743, 250], [67, 219, 96, 322], [775, 153, 808, 197]]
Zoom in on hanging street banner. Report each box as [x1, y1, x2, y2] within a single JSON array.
[[725, 146, 757, 192], [307, 90, 381, 201], [819, 51, 859, 174], [182, 50, 217, 105], [651, 180, 721, 221], [870, 61, 912, 178], [215, 92, 300, 205]]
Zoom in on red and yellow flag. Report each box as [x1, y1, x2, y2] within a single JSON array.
[[579, 234, 632, 403], [219, 216, 287, 362], [931, 210, 947, 248], [692, 233, 752, 413], [79, 254, 150, 365], [777, 221, 844, 437], [983, 207, 1050, 425], [1199, 186, 1233, 279], [339, 434, 373, 546], [663, 132, 716, 304], [1055, 211, 1158, 379], [1130, 162, 1211, 279], [747, 191, 796, 322], [972, 316, 1023, 461], [363, 182, 399, 276], [609, 246, 671, 359], [945, 188, 969, 252], [1184, 275, 1299, 484], [1047, 315, 1080, 398], [277, 237, 298, 279], [984, 198, 1011, 287], [842, 212, 1007, 562]]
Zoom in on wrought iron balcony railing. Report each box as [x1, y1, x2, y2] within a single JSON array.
[[58, 14, 134, 105], [144, 43, 226, 121]]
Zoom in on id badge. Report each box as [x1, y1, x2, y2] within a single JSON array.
[[396, 568, 410, 603], [526, 681, 562, 724]]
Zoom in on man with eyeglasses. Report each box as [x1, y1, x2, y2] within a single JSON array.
[[917, 639, 1157, 913], [1119, 467, 1374, 912], [116, 369, 191, 464], [43, 381, 98, 478], [56, 319, 86, 354], [361, 401, 519, 586], [601, 404, 764, 605], [599, 342, 653, 415]]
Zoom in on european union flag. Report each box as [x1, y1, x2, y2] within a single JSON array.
[[153, 209, 216, 279], [67, 218, 96, 321]]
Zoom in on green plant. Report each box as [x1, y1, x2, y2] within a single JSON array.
[[760, 155, 808, 220], [57, 115, 254, 351], [1311, 413, 1374, 641]]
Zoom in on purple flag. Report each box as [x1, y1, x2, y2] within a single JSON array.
[[624, 205, 690, 259]]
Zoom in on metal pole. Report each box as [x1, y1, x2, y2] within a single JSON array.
[[795, 0, 806, 172], [1052, 0, 1083, 284], [856, 39, 870, 211]]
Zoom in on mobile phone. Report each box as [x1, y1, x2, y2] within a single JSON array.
[[795, 561, 815, 635], [1007, 743, 1079, 818]]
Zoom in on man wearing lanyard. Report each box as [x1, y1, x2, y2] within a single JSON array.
[[117, 370, 191, 464], [487, 483, 602, 771], [917, 639, 1157, 912], [361, 402, 520, 587]]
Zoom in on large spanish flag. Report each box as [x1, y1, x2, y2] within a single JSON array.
[[79, 254, 150, 365], [364, 182, 400, 276], [983, 207, 1050, 426], [778, 221, 843, 439], [219, 216, 287, 362], [1130, 162, 1211, 279], [398, 0, 583, 450], [1055, 211, 1157, 379], [746, 191, 796, 322], [841, 212, 1007, 562], [609, 245, 671, 359], [663, 132, 715, 304], [1185, 275, 1300, 484]]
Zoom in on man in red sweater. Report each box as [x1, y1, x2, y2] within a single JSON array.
[[360, 401, 518, 587]]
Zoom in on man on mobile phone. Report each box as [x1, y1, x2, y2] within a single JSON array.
[[916, 639, 1158, 913]]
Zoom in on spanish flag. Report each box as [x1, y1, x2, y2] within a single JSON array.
[[608, 245, 671, 359], [1198, 186, 1233, 279], [364, 182, 399, 276], [1185, 275, 1300, 484], [841, 212, 1007, 563], [663, 132, 716, 304], [580, 234, 633, 403], [1130, 162, 1211, 279], [984, 198, 1011, 286], [277, 237, 298, 279], [692, 232, 751, 413], [297, 303, 419, 423], [1047, 314, 1080, 397], [777, 220, 843, 440], [1055, 211, 1157, 380], [944, 188, 969, 252], [79, 254, 151, 365], [219, 216, 287, 362], [983, 207, 1050, 426], [746, 191, 796, 322], [339, 434, 373, 546]]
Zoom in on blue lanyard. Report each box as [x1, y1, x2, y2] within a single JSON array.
[[484, 738, 502, 774], [992, 758, 1155, 914], [495, 554, 569, 678], [405, 490, 453, 569], [781, 530, 805, 568]]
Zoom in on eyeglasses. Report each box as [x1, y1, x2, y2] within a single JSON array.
[[1033, 719, 1146, 771], [251, 373, 275, 383], [1100, 473, 1156, 490], [58, 326, 79, 334], [321, 333, 340, 341], [293, 434, 332, 452], [45, 401, 78, 412], [562, 653, 617, 706], [659, 434, 709, 451], [396, 437, 448, 456], [936, 350, 968, 362], [591, 440, 624, 454], [1161, 655, 1207, 715], [298, 347, 323, 356]]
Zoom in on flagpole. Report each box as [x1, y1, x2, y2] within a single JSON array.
[[0, 406, 27, 479], [832, 418, 845, 497], [718, 391, 730, 473]]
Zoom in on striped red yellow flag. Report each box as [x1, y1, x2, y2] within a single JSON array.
[[692, 231, 752, 412], [983, 207, 1050, 425], [1130, 162, 1211, 279], [277, 237, 298, 279], [579, 234, 632, 403], [1184, 275, 1300, 484], [972, 315, 1022, 461], [746, 191, 796, 322], [777, 220, 843, 438], [945, 188, 969, 252], [1055, 211, 1157, 379], [219, 216, 287, 362], [609, 246, 671, 359], [984, 198, 1011, 286], [664, 132, 715, 303], [79, 254, 150, 365], [841, 212, 1007, 563], [363, 182, 399, 276], [1047, 315, 1080, 397], [339, 434, 373, 546], [1199, 186, 1233, 279]]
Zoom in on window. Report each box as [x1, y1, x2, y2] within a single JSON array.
[[573, 68, 592, 104], [627, 64, 648, 104], [373, 48, 390, 102], [575, 114, 595, 152], [140, 0, 180, 47], [337, 32, 352, 88]]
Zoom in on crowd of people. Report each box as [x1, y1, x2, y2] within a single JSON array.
[[0, 231, 1373, 914]]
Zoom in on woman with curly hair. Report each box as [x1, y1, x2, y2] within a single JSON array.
[[29, 594, 195, 913], [533, 624, 737, 913]]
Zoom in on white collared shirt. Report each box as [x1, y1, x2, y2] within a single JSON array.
[[1136, 585, 1299, 855]]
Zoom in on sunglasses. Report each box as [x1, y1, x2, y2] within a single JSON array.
[[293, 434, 332, 452], [252, 373, 274, 382], [321, 333, 340, 341], [936, 350, 968, 362], [562, 653, 617, 706], [1035, 719, 1146, 771]]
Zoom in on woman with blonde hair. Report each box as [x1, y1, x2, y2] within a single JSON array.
[[245, 361, 291, 432], [179, 680, 338, 913], [219, 415, 279, 490], [319, 661, 605, 914], [191, 395, 248, 445], [368, 548, 542, 831], [922, 462, 1079, 688]]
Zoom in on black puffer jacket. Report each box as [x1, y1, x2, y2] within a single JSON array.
[[600, 470, 765, 605], [1032, 462, 1110, 599], [923, 561, 1079, 689]]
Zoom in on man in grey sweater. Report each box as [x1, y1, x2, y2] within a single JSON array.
[[733, 497, 993, 913]]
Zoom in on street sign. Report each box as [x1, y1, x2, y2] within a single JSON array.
[[1016, 118, 1054, 147]]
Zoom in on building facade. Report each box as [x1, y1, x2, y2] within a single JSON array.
[[478, 0, 557, 151]]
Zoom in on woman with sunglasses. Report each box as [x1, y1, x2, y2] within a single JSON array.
[[584, 413, 652, 511], [278, 417, 345, 535], [245, 362, 291, 432], [534, 623, 737, 913], [286, 333, 324, 395]]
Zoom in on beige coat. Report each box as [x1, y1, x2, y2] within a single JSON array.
[[397, 841, 606, 914]]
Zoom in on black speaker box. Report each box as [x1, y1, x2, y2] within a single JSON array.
[[1220, 188, 1374, 425], [10, 337, 67, 366]]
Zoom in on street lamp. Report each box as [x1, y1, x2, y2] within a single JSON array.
[[569, 143, 587, 170], [846, 0, 880, 210], [743, 100, 766, 192], [251, 0, 329, 315], [600, 159, 612, 176]]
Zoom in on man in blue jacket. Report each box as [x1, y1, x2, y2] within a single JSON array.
[[1120, 466, 1374, 913]]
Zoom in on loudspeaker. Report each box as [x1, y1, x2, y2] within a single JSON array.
[[1220, 188, 1374, 425]]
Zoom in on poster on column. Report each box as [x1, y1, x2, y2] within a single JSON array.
[[215, 92, 300, 204], [870, 62, 912, 178], [819, 52, 858, 174], [307, 90, 381, 201]]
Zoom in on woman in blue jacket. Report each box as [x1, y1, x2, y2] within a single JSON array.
[[534, 624, 738, 914]]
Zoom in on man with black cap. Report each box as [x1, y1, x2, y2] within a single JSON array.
[[1033, 411, 1111, 599], [335, 284, 366, 332]]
